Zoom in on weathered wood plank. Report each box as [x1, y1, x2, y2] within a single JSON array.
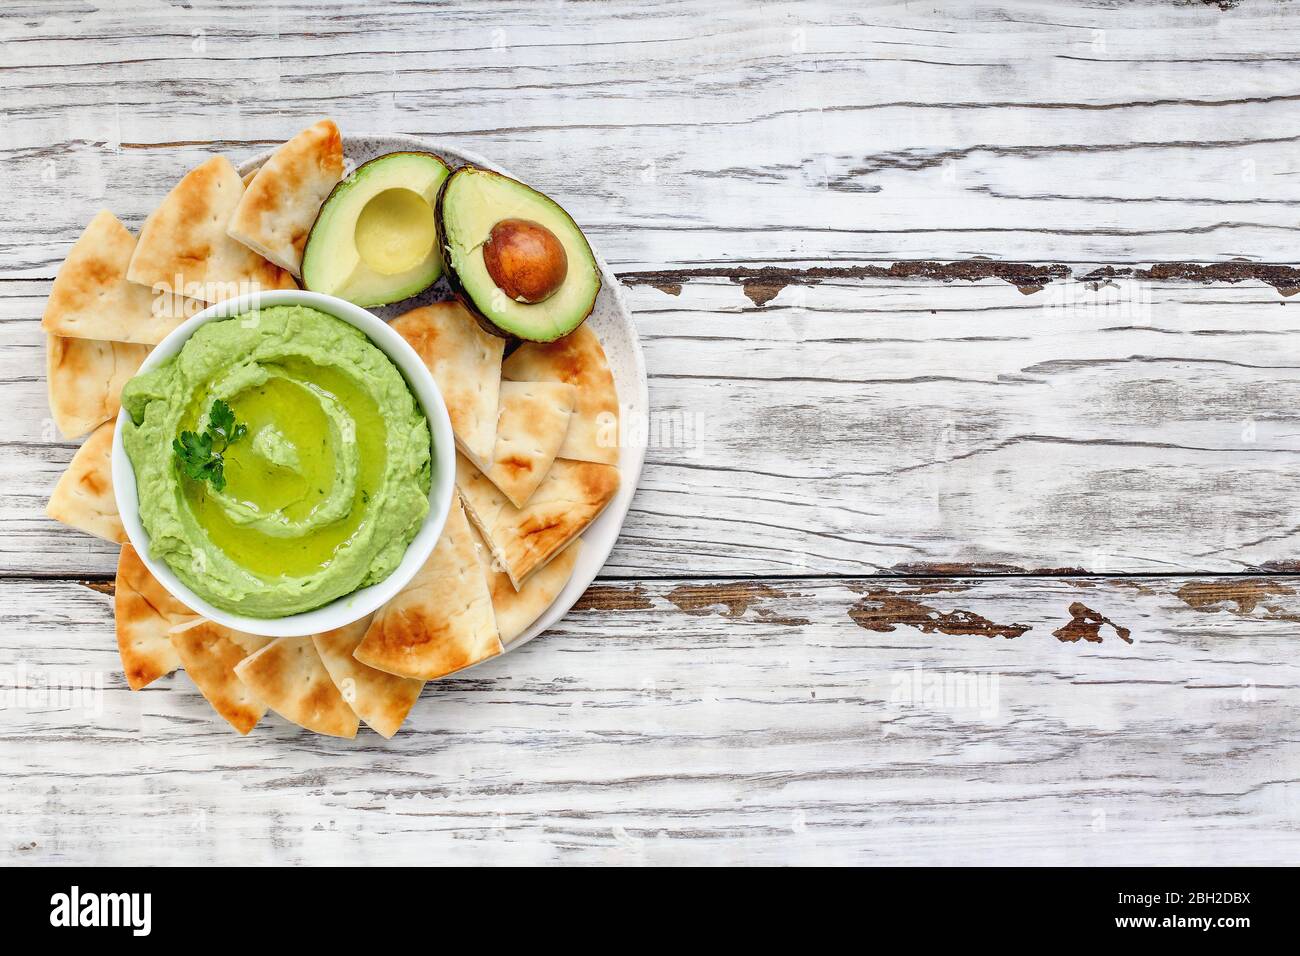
[[8, 0, 1300, 871], [2, 0, 1298, 275], [1, 574, 1295, 865], [7, 277, 1300, 576]]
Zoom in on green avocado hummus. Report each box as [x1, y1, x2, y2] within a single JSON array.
[[121, 305, 432, 618]]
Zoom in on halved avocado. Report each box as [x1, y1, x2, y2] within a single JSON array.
[[436, 166, 600, 342], [302, 151, 451, 307]]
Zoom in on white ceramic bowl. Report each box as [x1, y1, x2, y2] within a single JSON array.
[[112, 289, 456, 638]]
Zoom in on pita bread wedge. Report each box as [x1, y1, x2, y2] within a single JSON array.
[[234, 636, 359, 738], [354, 494, 502, 681], [169, 620, 271, 735], [391, 302, 504, 470], [228, 119, 344, 278], [456, 452, 618, 588], [470, 524, 581, 644], [47, 334, 150, 440], [41, 210, 196, 344], [502, 324, 619, 465], [483, 380, 576, 508], [114, 544, 190, 690], [126, 155, 297, 304], [46, 419, 125, 544], [313, 616, 424, 738]]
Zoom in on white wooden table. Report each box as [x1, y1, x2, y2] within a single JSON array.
[[3, 0, 1299, 865]]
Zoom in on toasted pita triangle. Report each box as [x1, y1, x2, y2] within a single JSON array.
[[234, 636, 359, 738], [126, 155, 297, 304], [354, 494, 502, 681], [483, 380, 576, 508], [47, 419, 125, 544], [502, 324, 619, 465], [391, 302, 504, 470], [169, 620, 271, 734], [313, 616, 425, 738], [47, 334, 149, 440], [228, 119, 344, 278], [41, 210, 197, 344], [470, 524, 581, 644], [114, 544, 190, 690], [456, 452, 618, 588]]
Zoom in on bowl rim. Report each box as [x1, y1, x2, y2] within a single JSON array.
[[111, 288, 456, 638]]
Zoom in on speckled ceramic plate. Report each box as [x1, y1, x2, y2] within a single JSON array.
[[238, 134, 647, 655]]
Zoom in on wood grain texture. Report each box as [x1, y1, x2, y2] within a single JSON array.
[[7, 278, 1299, 576], [1, 0, 1298, 275], [0, 575, 1296, 865], [4, 0, 1300, 867]]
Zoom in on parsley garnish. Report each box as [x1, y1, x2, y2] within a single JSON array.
[[173, 399, 247, 493]]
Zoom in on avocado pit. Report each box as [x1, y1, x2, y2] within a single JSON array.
[[483, 218, 568, 304]]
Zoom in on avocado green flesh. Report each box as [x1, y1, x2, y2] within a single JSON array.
[[441, 169, 600, 341], [185, 358, 389, 579], [302, 152, 450, 308]]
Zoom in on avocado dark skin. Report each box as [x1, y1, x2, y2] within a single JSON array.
[[434, 166, 511, 339], [483, 219, 568, 304], [434, 166, 601, 341]]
